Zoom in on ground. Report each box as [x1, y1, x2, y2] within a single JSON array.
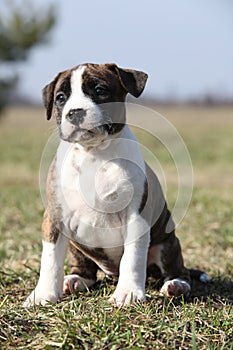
[[0, 105, 232, 349]]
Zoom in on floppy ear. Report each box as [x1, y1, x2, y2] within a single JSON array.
[[42, 73, 61, 120], [107, 64, 148, 97]]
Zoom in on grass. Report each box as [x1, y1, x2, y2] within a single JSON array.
[[0, 105, 233, 349]]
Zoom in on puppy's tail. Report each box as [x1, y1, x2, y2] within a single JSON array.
[[189, 269, 211, 283]]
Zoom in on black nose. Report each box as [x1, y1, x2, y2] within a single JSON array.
[[67, 108, 86, 125]]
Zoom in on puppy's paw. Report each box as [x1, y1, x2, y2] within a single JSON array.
[[109, 286, 146, 306], [63, 274, 95, 293], [23, 287, 60, 307], [160, 279, 191, 297]]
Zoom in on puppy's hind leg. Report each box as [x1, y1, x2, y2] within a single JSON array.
[[63, 241, 98, 293], [149, 233, 191, 298]]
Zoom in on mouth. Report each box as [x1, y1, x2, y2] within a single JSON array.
[[66, 128, 96, 141], [60, 124, 111, 143]]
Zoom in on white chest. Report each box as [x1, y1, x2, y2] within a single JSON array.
[[55, 127, 146, 247]]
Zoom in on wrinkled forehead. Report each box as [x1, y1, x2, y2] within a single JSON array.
[[82, 63, 119, 83], [54, 64, 124, 98]]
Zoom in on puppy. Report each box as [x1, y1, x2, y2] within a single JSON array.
[[24, 63, 208, 307]]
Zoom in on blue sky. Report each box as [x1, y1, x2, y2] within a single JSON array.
[[5, 0, 233, 101]]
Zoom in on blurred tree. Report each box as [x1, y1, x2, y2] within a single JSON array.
[[0, 0, 57, 112]]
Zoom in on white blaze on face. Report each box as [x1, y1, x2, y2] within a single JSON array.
[[60, 66, 103, 140], [62, 66, 89, 120]]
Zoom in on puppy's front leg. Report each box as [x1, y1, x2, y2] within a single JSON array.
[[109, 216, 150, 306], [23, 214, 69, 307]]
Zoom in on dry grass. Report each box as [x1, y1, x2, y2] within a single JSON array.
[[0, 105, 232, 349]]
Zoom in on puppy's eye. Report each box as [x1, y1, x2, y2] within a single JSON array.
[[95, 86, 108, 96], [55, 92, 67, 105]]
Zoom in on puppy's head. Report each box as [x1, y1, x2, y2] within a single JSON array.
[[42, 63, 148, 146]]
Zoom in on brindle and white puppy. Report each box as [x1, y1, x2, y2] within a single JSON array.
[[23, 63, 209, 307]]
